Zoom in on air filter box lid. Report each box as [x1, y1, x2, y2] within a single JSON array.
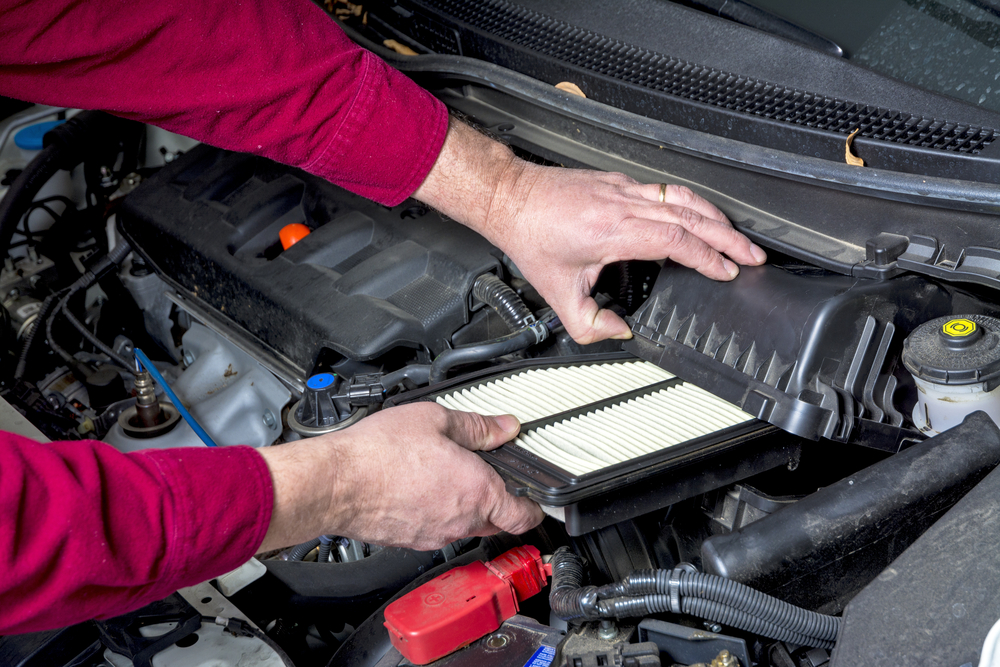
[[625, 261, 981, 446]]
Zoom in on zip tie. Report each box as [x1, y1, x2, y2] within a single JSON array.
[[134, 347, 219, 447]]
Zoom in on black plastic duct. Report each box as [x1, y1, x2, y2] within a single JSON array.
[[700, 411, 1000, 613]]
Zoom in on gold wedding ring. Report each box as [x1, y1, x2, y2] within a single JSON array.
[[658, 183, 667, 203]]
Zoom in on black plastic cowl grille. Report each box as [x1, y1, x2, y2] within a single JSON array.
[[415, 0, 997, 154]]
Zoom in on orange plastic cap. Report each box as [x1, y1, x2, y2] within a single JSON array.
[[279, 223, 311, 250]]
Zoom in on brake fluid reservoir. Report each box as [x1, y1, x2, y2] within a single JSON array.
[[902, 315, 1000, 435]]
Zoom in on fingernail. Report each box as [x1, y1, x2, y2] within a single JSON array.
[[723, 259, 739, 279], [750, 243, 767, 264], [494, 414, 520, 434], [611, 330, 633, 340]]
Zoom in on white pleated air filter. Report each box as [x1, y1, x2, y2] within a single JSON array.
[[435, 360, 674, 423], [434, 359, 754, 476], [389, 355, 788, 536]]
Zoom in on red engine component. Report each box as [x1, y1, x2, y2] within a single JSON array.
[[383, 545, 550, 665]]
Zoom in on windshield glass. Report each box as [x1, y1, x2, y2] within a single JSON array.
[[746, 0, 1000, 113]]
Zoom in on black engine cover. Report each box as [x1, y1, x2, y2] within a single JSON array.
[[119, 145, 502, 371]]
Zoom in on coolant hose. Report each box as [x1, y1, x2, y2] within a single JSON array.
[[429, 323, 547, 384], [472, 273, 534, 331], [288, 538, 321, 561]]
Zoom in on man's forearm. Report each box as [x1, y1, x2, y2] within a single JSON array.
[[413, 117, 524, 243], [0, 0, 448, 207], [256, 404, 542, 555], [411, 116, 767, 344], [0, 436, 271, 635]]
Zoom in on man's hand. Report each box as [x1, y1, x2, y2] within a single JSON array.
[[414, 118, 767, 344], [257, 403, 543, 553]]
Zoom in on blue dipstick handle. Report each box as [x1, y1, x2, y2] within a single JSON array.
[[134, 348, 219, 448]]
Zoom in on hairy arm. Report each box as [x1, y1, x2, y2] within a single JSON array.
[[414, 118, 767, 344], [257, 404, 542, 553]]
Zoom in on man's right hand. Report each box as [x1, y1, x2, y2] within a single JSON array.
[[256, 403, 543, 553]]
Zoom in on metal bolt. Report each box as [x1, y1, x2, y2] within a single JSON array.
[[7, 288, 18, 299], [28, 275, 41, 288], [485, 632, 509, 649], [703, 621, 723, 633], [262, 410, 276, 429], [710, 649, 737, 667], [182, 351, 195, 367], [598, 619, 617, 641]]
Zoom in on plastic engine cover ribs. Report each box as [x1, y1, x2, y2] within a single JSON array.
[[118, 145, 503, 371]]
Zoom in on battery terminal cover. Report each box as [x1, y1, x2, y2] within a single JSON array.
[[383, 545, 550, 665]]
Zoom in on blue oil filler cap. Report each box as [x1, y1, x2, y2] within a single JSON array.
[[14, 120, 65, 151], [306, 372, 337, 391]]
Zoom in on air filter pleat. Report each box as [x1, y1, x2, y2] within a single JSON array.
[[512, 384, 753, 476], [435, 361, 673, 422]]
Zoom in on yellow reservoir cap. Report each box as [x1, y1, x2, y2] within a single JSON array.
[[942, 318, 977, 338]]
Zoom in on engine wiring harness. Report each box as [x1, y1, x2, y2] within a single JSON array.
[[549, 546, 840, 650]]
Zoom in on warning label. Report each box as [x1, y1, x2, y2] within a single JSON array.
[[523, 645, 556, 667]]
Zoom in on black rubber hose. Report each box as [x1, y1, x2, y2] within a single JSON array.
[[429, 326, 540, 384], [676, 570, 839, 642], [317, 537, 333, 564], [681, 597, 835, 650], [288, 538, 321, 561], [592, 593, 831, 648], [612, 569, 839, 642], [548, 546, 602, 622], [472, 273, 534, 332], [553, 549, 838, 648], [380, 364, 431, 389]]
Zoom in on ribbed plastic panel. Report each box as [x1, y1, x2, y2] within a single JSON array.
[[435, 360, 672, 422], [415, 0, 996, 154], [515, 383, 752, 475]]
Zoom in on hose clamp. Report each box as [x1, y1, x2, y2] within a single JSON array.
[[668, 569, 683, 614], [527, 319, 548, 344]]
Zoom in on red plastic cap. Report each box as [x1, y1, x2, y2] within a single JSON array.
[[279, 223, 311, 250], [383, 546, 547, 665]]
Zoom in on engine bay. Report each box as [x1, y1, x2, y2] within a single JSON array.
[[6, 10, 1000, 661]]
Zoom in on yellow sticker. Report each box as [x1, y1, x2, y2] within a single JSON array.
[[943, 318, 977, 337]]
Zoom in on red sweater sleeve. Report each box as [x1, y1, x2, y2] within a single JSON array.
[[0, 0, 448, 206], [0, 433, 273, 635]]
